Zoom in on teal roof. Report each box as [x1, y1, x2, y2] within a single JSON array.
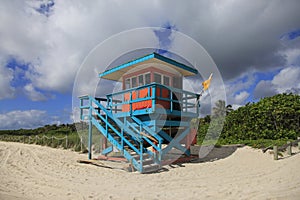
[[99, 52, 198, 81]]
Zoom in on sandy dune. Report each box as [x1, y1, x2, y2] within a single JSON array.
[[0, 141, 299, 200]]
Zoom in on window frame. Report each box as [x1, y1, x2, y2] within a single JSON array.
[[138, 74, 144, 86], [131, 76, 137, 88], [144, 72, 151, 85], [163, 75, 170, 86]]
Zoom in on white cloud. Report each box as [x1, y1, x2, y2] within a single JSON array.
[[0, 109, 71, 130], [0, 59, 15, 100], [0, 0, 299, 98], [254, 66, 300, 99], [226, 72, 256, 94], [253, 80, 277, 99], [224, 72, 256, 107], [234, 91, 250, 104], [24, 83, 47, 101], [0, 110, 47, 130], [0, 0, 167, 95], [281, 48, 300, 65], [272, 66, 300, 93]]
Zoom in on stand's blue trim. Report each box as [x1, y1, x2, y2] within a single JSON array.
[[153, 53, 198, 75], [99, 52, 198, 78], [99, 54, 154, 78], [162, 128, 191, 157], [88, 97, 92, 160], [79, 96, 164, 173], [101, 146, 113, 155], [107, 83, 199, 118], [79, 88, 197, 173]]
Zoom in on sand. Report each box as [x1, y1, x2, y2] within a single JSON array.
[[0, 141, 299, 200]]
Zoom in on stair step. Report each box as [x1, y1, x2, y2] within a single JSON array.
[[124, 145, 139, 152], [142, 163, 160, 173], [139, 157, 155, 165], [132, 153, 149, 159], [132, 154, 154, 165]]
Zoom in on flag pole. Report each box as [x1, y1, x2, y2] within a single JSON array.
[[196, 73, 213, 107]]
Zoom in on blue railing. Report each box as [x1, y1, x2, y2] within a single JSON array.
[[79, 95, 163, 172], [106, 83, 199, 117]]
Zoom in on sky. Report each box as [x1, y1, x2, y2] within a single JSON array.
[[0, 0, 300, 130]]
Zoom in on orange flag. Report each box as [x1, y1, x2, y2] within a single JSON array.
[[202, 73, 213, 91]]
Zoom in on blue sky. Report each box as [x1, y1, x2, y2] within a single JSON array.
[[0, 0, 300, 130]]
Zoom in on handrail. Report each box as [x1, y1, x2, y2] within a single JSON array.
[[131, 116, 163, 143], [107, 83, 199, 115], [91, 97, 141, 142], [131, 116, 162, 155], [91, 117, 140, 154], [106, 82, 197, 98], [79, 95, 155, 172]]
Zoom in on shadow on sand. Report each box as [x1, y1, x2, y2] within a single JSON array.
[[189, 144, 245, 163], [82, 144, 245, 173]]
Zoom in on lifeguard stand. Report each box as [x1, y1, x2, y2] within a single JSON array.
[[79, 52, 200, 173]]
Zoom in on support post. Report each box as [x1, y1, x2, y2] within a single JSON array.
[[140, 142, 143, 172], [80, 98, 83, 120], [298, 137, 300, 150], [287, 141, 292, 156], [273, 146, 278, 160], [88, 97, 93, 160]]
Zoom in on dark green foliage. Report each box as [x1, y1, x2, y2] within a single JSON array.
[[198, 93, 300, 147], [223, 93, 300, 140]]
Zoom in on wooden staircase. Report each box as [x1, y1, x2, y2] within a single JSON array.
[[79, 95, 163, 173]]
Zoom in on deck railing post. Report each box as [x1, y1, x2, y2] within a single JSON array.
[[129, 91, 132, 115], [152, 85, 156, 112], [170, 91, 173, 112]]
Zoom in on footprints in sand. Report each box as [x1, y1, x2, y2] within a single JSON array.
[[0, 147, 11, 169], [1, 142, 300, 200]]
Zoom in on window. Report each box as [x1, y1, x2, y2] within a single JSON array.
[[138, 75, 144, 86], [154, 73, 162, 84], [173, 76, 182, 89], [124, 72, 173, 89], [163, 76, 170, 86], [125, 79, 130, 89], [131, 77, 137, 88], [145, 73, 151, 84]]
